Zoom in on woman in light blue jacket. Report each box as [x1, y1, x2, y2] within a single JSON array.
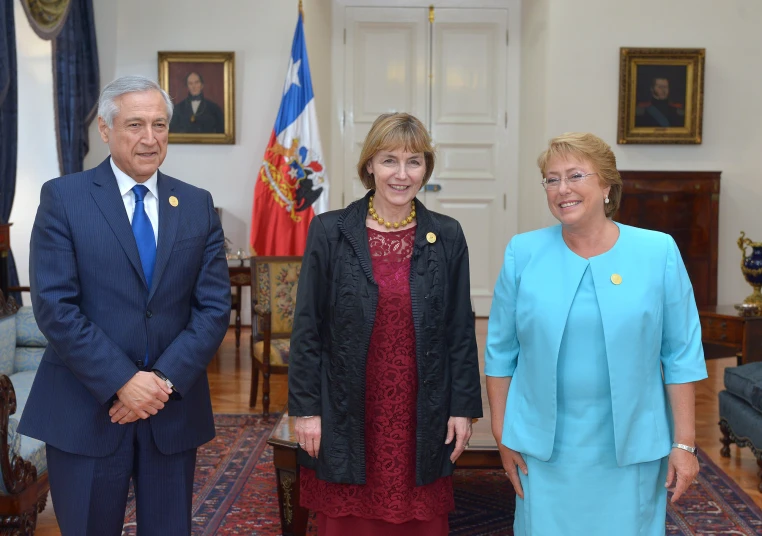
[[485, 133, 707, 535]]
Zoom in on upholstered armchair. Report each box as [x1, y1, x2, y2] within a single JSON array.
[[719, 361, 762, 492], [250, 256, 302, 417], [0, 296, 49, 533]]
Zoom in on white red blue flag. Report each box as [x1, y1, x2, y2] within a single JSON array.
[[250, 10, 327, 256]]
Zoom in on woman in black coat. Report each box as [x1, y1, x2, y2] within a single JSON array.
[[288, 113, 482, 535]]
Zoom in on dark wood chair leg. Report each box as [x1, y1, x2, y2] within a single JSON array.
[[263, 369, 271, 418], [250, 367, 260, 408], [234, 285, 242, 348], [262, 330, 272, 418], [719, 420, 732, 457]]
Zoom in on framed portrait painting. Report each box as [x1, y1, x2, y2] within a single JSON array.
[[617, 48, 705, 144], [158, 51, 235, 144]]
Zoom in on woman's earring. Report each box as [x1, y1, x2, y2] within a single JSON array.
[[604, 196, 610, 204]]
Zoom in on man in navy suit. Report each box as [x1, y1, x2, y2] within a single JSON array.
[[18, 75, 231, 535]]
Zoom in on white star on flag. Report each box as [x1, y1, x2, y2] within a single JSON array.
[[283, 57, 302, 95]]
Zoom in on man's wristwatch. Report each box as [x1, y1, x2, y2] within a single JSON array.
[[152, 369, 180, 400], [672, 442, 697, 456]]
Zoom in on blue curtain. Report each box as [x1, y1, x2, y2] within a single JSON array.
[[53, 0, 99, 175], [0, 0, 21, 304]]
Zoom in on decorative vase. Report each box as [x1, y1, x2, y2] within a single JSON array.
[[738, 231, 762, 306]]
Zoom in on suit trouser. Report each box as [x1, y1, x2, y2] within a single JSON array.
[[46, 418, 197, 536]]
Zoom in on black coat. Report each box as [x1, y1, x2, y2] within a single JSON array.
[[288, 191, 482, 486], [170, 96, 224, 134]]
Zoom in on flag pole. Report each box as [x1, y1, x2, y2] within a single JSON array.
[[299, 0, 304, 21]]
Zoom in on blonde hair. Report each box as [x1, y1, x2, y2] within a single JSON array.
[[357, 113, 436, 189], [537, 132, 623, 218]]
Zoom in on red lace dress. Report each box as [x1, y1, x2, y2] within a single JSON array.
[[300, 226, 453, 535]]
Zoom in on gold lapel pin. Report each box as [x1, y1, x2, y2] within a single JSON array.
[[169, 196, 179, 207], [611, 273, 622, 285], [426, 232, 437, 244]]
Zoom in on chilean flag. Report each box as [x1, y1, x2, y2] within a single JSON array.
[[250, 11, 328, 256]]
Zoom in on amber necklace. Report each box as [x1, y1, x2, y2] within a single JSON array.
[[368, 195, 416, 229]]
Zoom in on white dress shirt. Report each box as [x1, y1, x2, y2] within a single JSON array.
[[110, 158, 159, 245]]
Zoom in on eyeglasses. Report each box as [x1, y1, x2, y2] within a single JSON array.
[[541, 172, 597, 190]]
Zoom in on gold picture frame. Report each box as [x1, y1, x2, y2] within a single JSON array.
[[158, 51, 235, 144], [617, 48, 705, 144]]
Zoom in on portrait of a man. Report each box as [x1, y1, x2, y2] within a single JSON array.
[[159, 52, 235, 143], [170, 71, 224, 134], [634, 65, 687, 128], [617, 48, 704, 144]]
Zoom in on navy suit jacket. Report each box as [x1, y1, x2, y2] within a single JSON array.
[[18, 157, 231, 457]]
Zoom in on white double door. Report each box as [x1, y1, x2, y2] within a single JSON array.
[[341, 6, 516, 315]]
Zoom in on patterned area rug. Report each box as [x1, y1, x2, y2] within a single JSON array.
[[667, 450, 762, 535], [122, 414, 762, 535], [122, 414, 284, 535]]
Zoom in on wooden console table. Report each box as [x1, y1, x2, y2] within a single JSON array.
[[699, 305, 762, 366]]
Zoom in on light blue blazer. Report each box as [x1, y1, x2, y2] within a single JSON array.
[[485, 223, 707, 466]]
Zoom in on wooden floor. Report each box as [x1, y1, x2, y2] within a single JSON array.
[[36, 321, 762, 534]]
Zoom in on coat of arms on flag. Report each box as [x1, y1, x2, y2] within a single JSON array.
[[250, 8, 328, 256], [260, 138, 324, 223]]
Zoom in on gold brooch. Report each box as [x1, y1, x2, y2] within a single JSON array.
[[610, 274, 622, 285], [169, 196, 179, 207], [426, 232, 436, 244]]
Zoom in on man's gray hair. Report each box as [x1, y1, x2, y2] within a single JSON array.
[[97, 75, 174, 128]]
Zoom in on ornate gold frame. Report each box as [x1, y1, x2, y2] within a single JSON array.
[[158, 51, 235, 144], [617, 48, 705, 145]]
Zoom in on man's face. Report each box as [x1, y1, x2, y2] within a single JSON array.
[[187, 73, 203, 97], [651, 78, 670, 100], [97, 90, 169, 183]]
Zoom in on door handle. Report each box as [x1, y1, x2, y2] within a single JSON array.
[[424, 184, 442, 192]]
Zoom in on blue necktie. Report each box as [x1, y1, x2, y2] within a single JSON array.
[[132, 185, 156, 288], [132, 185, 155, 368]]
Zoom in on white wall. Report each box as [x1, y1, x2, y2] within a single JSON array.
[[517, 0, 553, 233], [519, 0, 762, 305]]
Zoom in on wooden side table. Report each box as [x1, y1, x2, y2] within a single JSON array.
[[267, 413, 309, 536], [699, 305, 762, 366], [267, 409, 502, 536], [227, 259, 251, 348]]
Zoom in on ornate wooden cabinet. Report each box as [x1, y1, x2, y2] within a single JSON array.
[[615, 171, 720, 307]]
